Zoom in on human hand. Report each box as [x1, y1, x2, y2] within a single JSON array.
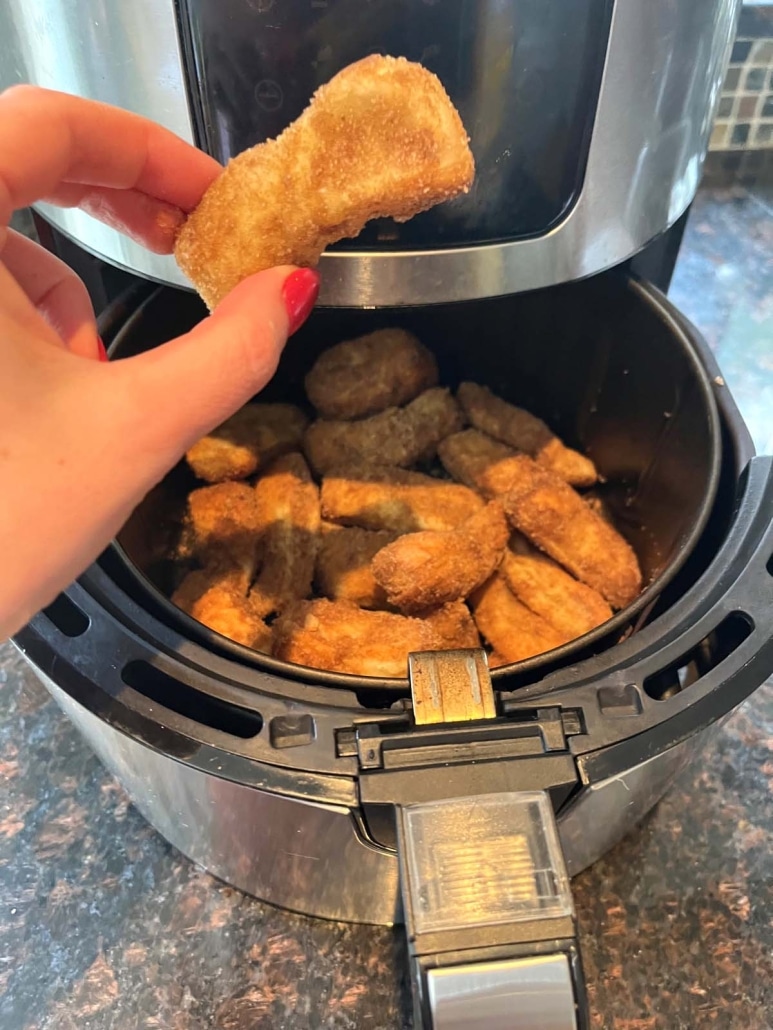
[[0, 85, 320, 639]]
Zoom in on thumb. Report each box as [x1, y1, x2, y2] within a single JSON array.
[[114, 265, 319, 470]]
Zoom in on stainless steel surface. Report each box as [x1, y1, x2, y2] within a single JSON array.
[[38, 672, 401, 926], [0, 0, 739, 304], [428, 956, 578, 1030], [318, 0, 739, 305], [560, 728, 715, 877], [30, 655, 712, 924], [0, 0, 192, 288]]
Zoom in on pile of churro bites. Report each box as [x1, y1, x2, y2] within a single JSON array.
[[167, 327, 642, 678]]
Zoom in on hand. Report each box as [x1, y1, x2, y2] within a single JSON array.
[[0, 85, 320, 639]]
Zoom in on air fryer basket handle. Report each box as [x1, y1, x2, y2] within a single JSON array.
[[396, 651, 588, 1029], [397, 790, 588, 1030]]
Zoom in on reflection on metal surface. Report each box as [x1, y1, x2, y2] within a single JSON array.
[[0, 0, 192, 134], [33, 657, 714, 925], [558, 729, 714, 877], [428, 956, 578, 1030], [39, 673, 400, 925], [0, 0, 739, 303], [0, 0, 193, 289], [409, 649, 496, 725]]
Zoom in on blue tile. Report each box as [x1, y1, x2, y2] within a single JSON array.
[[745, 66, 767, 91], [732, 40, 753, 62]]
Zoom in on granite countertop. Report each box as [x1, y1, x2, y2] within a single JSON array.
[[1, 186, 773, 1029]]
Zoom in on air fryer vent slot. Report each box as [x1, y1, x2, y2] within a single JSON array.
[[643, 612, 753, 701], [121, 660, 263, 739], [42, 594, 89, 638]]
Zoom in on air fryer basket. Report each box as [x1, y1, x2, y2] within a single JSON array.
[[15, 271, 773, 1030], [112, 273, 721, 689]]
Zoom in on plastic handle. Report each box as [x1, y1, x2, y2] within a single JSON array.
[[398, 790, 588, 1029]]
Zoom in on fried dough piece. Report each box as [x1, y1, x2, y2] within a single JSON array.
[[305, 329, 438, 420], [438, 429, 527, 498], [186, 404, 308, 483], [458, 383, 597, 487], [501, 456, 642, 609], [315, 526, 397, 609], [173, 568, 272, 652], [321, 463, 484, 533], [372, 502, 509, 612], [249, 454, 320, 618], [304, 387, 463, 475], [471, 575, 568, 663], [273, 599, 449, 678], [503, 534, 613, 639], [175, 55, 475, 309], [178, 481, 261, 578], [421, 602, 481, 650]]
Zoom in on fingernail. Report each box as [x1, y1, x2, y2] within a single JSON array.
[[97, 337, 109, 362], [281, 268, 320, 336]]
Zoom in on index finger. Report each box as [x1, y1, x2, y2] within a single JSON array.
[[0, 85, 221, 224]]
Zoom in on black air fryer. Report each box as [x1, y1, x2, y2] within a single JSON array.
[[6, 1, 772, 1026]]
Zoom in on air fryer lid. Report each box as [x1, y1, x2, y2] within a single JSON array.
[[113, 274, 721, 687]]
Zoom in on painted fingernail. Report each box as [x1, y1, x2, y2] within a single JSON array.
[[281, 268, 320, 336], [97, 337, 109, 362]]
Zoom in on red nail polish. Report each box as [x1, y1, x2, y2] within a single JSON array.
[[97, 337, 109, 362], [281, 268, 320, 336]]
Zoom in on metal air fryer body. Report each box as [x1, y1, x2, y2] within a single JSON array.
[[15, 275, 773, 925], [0, 0, 741, 305], [13, 279, 773, 1028]]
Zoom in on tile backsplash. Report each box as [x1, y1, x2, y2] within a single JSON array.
[[711, 36, 773, 151]]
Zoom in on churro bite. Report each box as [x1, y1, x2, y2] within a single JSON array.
[[175, 55, 474, 309]]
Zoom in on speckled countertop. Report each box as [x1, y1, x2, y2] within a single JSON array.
[[1, 187, 773, 1030]]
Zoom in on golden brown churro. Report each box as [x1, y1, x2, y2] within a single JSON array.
[[501, 456, 642, 609], [320, 463, 484, 533], [249, 453, 320, 619], [371, 502, 509, 612], [273, 599, 448, 678], [502, 533, 612, 638], [186, 404, 307, 484], [315, 526, 397, 609], [438, 429, 525, 498], [178, 481, 261, 579], [173, 568, 272, 652], [304, 387, 463, 475], [457, 382, 598, 487], [175, 56, 474, 309], [305, 328, 438, 420], [471, 574, 568, 663]]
